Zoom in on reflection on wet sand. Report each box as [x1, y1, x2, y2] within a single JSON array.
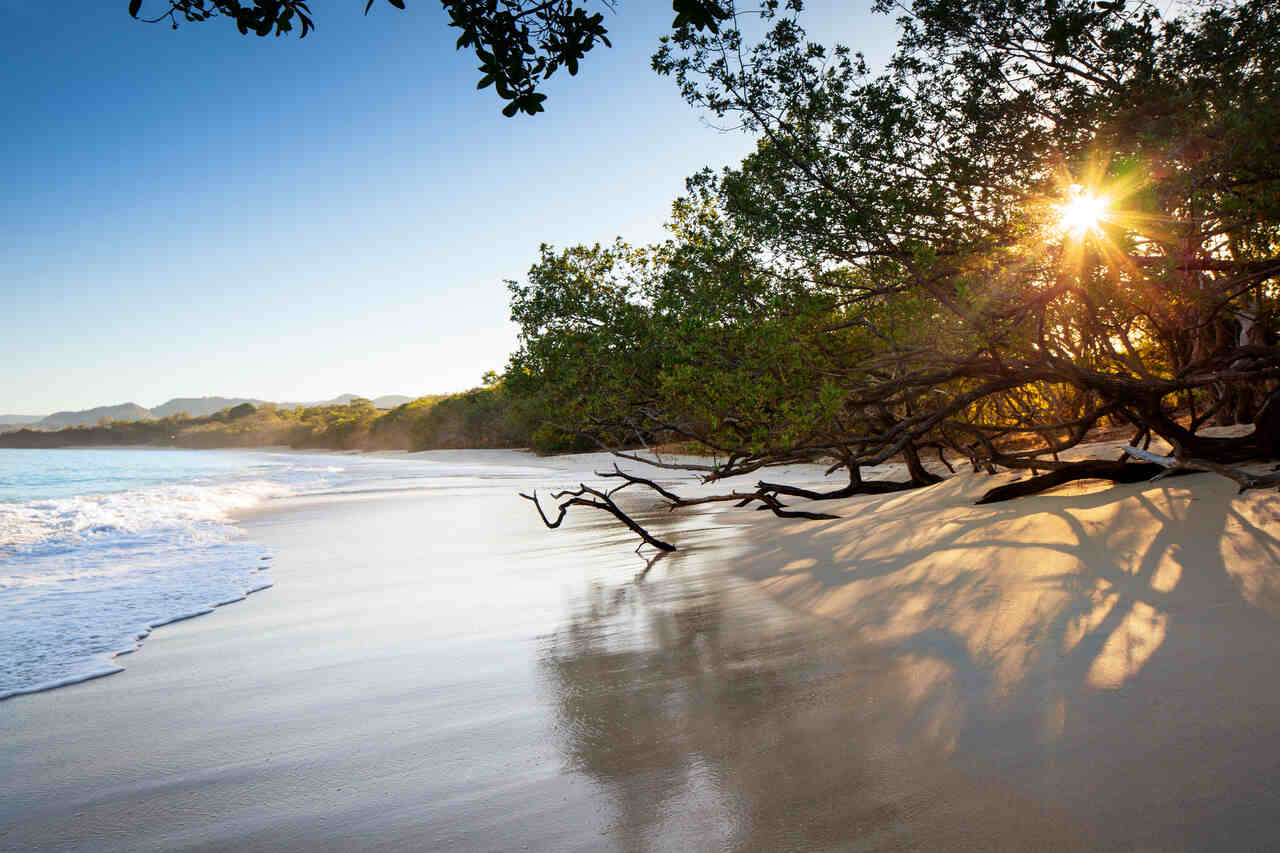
[[540, 531, 1083, 850], [542, 474, 1280, 850], [3, 453, 1276, 850]]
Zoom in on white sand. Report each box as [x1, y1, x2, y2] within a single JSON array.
[[2, 447, 1279, 849]]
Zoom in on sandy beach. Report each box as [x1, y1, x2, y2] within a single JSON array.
[[3, 448, 1280, 850]]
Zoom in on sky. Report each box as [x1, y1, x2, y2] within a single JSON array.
[[0, 0, 899, 414]]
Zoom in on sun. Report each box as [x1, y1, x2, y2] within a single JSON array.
[[1057, 184, 1110, 237]]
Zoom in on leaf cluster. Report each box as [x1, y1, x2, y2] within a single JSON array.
[[130, 0, 729, 115]]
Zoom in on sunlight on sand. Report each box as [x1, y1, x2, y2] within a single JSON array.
[[1060, 579, 1118, 656], [1085, 600, 1168, 689], [1222, 504, 1280, 616], [736, 467, 1280, 732]]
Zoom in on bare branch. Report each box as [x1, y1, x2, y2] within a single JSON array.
[[596, 465, 840, 520], [1121, 447, 1280, 494], [519, 486, 677, 551]]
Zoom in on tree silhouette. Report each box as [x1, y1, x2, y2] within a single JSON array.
[[128, 0, 729, 116]]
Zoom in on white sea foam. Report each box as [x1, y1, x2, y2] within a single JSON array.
[[0, 447, 546, 701], [0, 477, 291, 700], [0, 479, 288, 553]]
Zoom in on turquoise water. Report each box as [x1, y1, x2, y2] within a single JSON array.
[[0, 448, 539, 700], [0, 448, 261, 503]]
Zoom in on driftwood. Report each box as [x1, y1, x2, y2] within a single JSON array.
[[1121, 446, 1280, 493], [520, 484, 677, 551], [597, 465, 841, 521], [974, 459, 1181, 504], [757, 472, 919, 500], [976, 445, 1280, 504], [519, 465, 841, 553], [522, 385, 1280, 547]]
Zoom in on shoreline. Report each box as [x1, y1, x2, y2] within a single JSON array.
[[3, 446, 1279, 848], [1, 435, 1268, 707], [0, 434, 1251, 706], [0, 446, 719, 705], [0, 578, 275, 703]]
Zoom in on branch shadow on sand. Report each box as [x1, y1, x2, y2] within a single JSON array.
[[536, 471, 1280, 850], [730, 470, 1280, 844]]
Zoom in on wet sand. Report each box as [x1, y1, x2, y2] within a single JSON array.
[[2, 450, 1280, 850]]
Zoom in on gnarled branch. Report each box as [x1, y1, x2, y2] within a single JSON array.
[[596, 465, 840, 521], [974, 459, 1181, 504], [520, 485, 677, 551], [1121, 447, 1280, 494]]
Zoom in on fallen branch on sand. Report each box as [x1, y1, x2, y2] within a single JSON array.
[[518, 465, 841, 553], [756, 465, 922, 500], [524, 389, 1280, 546], [974, 459, 1183, 504], [597, 465, 841, 520], [1121, 446, 1280, 493], [520, 485, 678, 551]]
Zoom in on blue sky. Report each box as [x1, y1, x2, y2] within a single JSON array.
[[0, 0, 898, 414]]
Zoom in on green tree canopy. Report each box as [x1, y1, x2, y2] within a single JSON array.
[[129, 0, 730, 115], [509, 0, 1280, 533]]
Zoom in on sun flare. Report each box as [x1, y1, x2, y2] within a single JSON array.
[[1057, 185, 1109, 237]]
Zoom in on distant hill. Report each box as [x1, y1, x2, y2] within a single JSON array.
[[13, 393, 425, 431], [0, 386, 529, 453], [150, 397, 270, 419], [278, 394, 416, 410], [38, 403, 152, 430], [0, 415, 43, 436]]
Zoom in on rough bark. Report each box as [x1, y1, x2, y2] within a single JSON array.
[[756, 466, 919, 500], [974, 459, 1182, 504]]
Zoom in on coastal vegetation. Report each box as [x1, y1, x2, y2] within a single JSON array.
[[0, 389, 534, 452], [510, 0, 1280, 544]]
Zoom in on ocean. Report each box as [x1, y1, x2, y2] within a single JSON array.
[[0, 447, 546, 700]]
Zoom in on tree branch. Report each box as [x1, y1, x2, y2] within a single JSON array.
[[519, 486, 677, 550], [1121, 447, 1280, 494]]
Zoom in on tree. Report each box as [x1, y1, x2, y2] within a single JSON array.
[[128, 0, 729, 115], [675, 0, 1278, 448], [514, 0, 1280, 548]]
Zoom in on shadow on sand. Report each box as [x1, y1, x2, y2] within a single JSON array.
[[538, 473, 1280, 850]]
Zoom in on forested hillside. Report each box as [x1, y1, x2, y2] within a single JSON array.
[[0, 390, 535, 452]]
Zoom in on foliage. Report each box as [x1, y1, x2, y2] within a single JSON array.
[[0, 392, 537, 452], [504, 0, 1280, 485], [128, 0, 730, 116], [409, 383, 533, 449]]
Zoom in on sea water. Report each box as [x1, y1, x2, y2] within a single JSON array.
[[0, 447, 542, 700]]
